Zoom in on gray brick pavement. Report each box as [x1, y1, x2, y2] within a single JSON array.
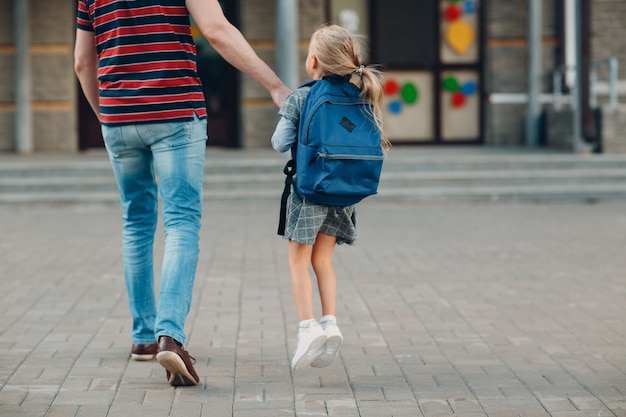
[[1, 199, 625, 417]]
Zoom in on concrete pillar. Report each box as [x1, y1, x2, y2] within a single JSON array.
[[275, 0, 299, 89], [572, 0, 585, 151], [15, 0, 33, 154], [524, 0, 541, 147]]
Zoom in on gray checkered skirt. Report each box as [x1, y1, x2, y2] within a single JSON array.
[[283, 187, 357, 245]]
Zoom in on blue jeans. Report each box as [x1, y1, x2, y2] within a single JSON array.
[[101, 116, 207, 345]]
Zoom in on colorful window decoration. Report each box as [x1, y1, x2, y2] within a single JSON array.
[[441, 71, 480, 140], [441, 0, 479, 63], [384, 78, 419, 114], [367, 0, 482, 142], [382, 72, 434, 141], [442, 74, 478, 108]]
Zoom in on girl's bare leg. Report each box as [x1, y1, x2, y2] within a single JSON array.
[[288, 240, 315, 321], [311, 232, 337, 317]]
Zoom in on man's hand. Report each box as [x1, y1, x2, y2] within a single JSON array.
[[271, 85, 292, 108]]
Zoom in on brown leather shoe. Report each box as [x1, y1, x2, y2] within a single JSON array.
[[156, 336, 199, 386], [131, 342, 158, 361]]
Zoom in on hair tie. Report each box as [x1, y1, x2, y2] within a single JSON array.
[[354, 65, 364, 76]]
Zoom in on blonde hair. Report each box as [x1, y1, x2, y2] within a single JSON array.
[[309, 25, 390, 150]]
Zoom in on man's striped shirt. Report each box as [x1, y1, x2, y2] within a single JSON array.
[[76, 0, 207, 126]]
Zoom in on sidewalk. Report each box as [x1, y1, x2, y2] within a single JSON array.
[[1, 198, 625, 417]]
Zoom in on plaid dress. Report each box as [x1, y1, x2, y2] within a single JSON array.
[[284, 188, 357, 245], [278, 86, 358, 246]]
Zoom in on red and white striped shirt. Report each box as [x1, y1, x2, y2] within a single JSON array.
[[77, 0, 208, 126]]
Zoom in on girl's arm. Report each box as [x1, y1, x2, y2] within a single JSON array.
[[271, 118, 297, 153]]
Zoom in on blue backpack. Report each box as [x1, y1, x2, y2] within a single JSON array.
[[278, 74, 384, 235]]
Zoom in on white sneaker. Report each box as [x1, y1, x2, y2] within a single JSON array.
[[311, 323, 343, 368], [291, 323, 327, 371]]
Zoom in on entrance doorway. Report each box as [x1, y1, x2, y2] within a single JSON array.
[[78, 88, 103, 150], [192, 0, 239, 147]]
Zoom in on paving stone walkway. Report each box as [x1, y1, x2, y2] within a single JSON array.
[[1, 198, 625, 417]]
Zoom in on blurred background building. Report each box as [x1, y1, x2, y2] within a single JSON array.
[[0, 0, 624, 154]]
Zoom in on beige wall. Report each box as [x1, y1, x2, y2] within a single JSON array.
[[485, 0, 626, 146], [592, 0, 626, 98], [0, 0, 77, 153], [239, 0, 326, 148], [484, 0, 559, 146]]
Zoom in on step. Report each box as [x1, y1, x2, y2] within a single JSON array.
[[3, 167, 626, 192], [3, 148, 626, 204]]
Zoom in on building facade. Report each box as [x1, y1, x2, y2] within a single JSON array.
[[0, 0, 623, 153]]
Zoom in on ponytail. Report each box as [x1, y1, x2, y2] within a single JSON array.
[[350, 65, 390, 151]]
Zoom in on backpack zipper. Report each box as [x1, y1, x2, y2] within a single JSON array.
[[318, 152, 384, 160]]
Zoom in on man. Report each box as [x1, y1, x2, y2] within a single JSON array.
[[74, 0, 290, 386]]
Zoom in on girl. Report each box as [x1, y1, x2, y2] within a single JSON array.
[[271, 25, 390, 371]]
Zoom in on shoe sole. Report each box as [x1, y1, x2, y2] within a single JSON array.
[[156, 351, 198, 386], [292, 334, 327, 371], [311, 334, 342, 368], [131, 353, 155, 361]]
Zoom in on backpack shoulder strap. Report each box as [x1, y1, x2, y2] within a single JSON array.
[[299, 80, 317, 88], [277, 159, 295, 236]]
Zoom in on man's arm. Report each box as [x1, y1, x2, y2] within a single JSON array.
[[186, 0, 291, 107], [74, 29, 100, 120]]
